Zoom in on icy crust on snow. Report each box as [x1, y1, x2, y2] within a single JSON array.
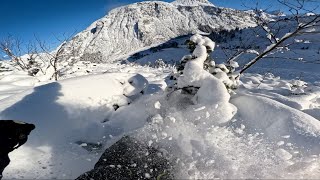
[[62, 0, 256, 62], [0, 73, 149, 179]]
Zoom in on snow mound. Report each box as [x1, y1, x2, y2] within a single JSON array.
[[232, 94, 320, 145], [0, 72, 39, 101]]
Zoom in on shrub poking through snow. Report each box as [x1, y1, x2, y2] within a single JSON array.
[[167, 34, 240, 100], [290, 79, 307, 95], [153, 59, 167, 68]]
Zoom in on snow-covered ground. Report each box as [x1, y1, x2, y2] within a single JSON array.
[[1, 0, 320, 178], [0, 63, 171, 179], [1, 33, 320, 179]]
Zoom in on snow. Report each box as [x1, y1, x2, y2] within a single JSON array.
[[0, 72, 40, 101], [276, 148, 292, 161], [172, 0, 215, 6], [190, 34, 216, 51], [1, 2, 320, 179], [2, 47, 320, 180], [231, 94, 320, 143], [3, 34, 320, 179], [194, 106, 206, 111], [131, 87, 320, 179], [229, 60, 239, 69], [154, 101, 161, 109], [123, 74, 148, 96], [177, 35, 232, 105], [192, 45, 207, 59], [0, 72, 153, 179]]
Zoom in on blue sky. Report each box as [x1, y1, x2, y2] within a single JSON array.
[[0, 0, 319, 58]]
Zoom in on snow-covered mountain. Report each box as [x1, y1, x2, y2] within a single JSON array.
[[63, 0, 256, 62]]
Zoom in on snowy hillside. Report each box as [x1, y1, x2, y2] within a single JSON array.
[[61, 0, 256, 63]]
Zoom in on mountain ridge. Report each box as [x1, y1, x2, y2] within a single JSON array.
[[62, 0, 256, 63]]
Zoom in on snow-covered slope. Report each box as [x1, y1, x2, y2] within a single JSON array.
[[172, 0, 214, 6], [63, 0, 256, 62]]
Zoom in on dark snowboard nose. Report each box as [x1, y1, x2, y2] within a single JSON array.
[[12, 120, 35, 133], [26, 123, 35, 131], [0, 120, 36, 179]]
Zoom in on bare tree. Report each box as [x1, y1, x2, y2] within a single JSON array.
[[0, 36, 42, 75], [35, 32, 77, 81], [0, 29, 81, 81], [0, 36, 27, 70]]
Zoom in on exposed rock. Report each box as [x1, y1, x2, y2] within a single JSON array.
[[77, 136, 173, 180]]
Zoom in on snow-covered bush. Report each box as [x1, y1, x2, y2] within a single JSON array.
[[167, 34, 240, 98], [0, 61, 14, 73], [80, 51, 103, 63], [153, 59, 167, 68], [290, 79, 307, 95], [26, 58, 42, 76]]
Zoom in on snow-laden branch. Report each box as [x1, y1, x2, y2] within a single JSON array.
[[240, 14, 320, 74]]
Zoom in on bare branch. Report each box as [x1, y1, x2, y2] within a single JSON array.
[[238, 0, 320, 74]]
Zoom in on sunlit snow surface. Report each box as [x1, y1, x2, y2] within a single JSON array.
[[0, 64, 170, 179]]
